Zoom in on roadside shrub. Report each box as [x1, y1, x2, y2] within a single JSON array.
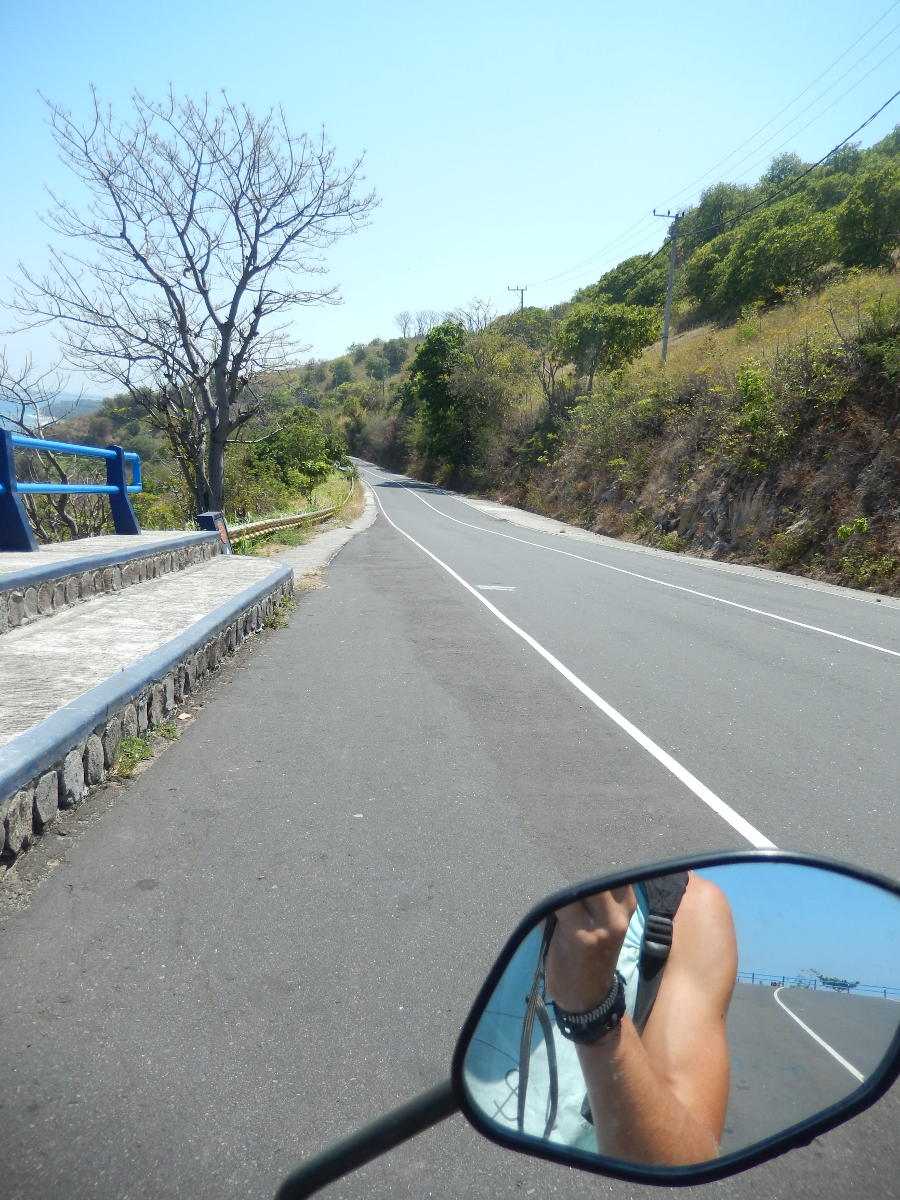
[[838, 549, 896, 588], [718, 359, 794, 473]]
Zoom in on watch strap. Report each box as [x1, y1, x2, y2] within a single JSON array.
[[553, 970, 626, 1045]]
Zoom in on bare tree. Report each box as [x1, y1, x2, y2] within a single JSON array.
[[414, 310, 442, 338], [447, 296, 496, 333], [11, 88, 377, 513], [394, 310, 413, 338], [0, 351, 107, 540]]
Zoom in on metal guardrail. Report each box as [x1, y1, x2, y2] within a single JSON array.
[[737, 970, 900, 999], [229, 482, 354, 542], [0, 430, 142, 552]]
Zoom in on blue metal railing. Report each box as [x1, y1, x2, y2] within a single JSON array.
[[0, 429, 142, 552]]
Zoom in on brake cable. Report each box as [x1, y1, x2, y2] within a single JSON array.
[[517, 915, 558, 1138]]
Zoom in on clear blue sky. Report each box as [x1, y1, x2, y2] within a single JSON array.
[[3, 0, 900, 394], [698, 863, 900, 990]]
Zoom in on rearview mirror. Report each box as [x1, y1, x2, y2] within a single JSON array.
[[453, 852, 900, 1186]]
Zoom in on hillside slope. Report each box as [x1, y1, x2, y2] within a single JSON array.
[[492, 274, 900, 594]]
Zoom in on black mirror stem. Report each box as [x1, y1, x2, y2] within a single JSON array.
[[275, 1078, 458, 1199]]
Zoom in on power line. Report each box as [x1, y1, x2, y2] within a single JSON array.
[[687, 84, 900, 240], [661, 2, 900, 207], [521, 14, 900, 300], [525, 67, 898, 299], [524, 83, 900, 332], [548, 84, 900, 309], [676, 38, 900, 203], [524, 212, 661, 289]]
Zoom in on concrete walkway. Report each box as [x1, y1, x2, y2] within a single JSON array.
[[268, 485, 378, 576]]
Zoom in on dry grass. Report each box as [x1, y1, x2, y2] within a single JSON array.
[[238, 473, 361, 557], [294, 570, 326, 591], [342, 478, 367, 520], [630, 270, 900, 392]]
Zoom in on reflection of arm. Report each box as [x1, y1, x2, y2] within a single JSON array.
[[549, 876, 736, 1165]]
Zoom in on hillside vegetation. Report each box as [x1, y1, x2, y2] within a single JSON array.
[[512, 273, 900, 592], [10, 128, 899, 593], [324, 129, 900, 595], [21, 384, 351, 540]]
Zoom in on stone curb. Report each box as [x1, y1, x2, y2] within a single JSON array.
[[0, 562, 293, 875]]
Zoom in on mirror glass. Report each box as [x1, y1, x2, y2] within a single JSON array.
[[461, 862, 900, 1170]]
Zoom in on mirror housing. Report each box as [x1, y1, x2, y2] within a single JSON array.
[[452, 850, 900, 1186]]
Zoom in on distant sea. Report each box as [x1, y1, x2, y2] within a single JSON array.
[[0, 391, 107, 425]]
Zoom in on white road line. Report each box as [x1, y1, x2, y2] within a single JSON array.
[[393, 483, 900, 662], [366, 481, 775, 851], [773, 988, 865, 1082]]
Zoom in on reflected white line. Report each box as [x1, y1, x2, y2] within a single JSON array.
[[773, 988, 864, 1082], [397, 483, 900, 661], [365, 480, 775, 851]]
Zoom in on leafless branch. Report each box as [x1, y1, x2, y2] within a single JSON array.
[[11, 88, 378, 512]]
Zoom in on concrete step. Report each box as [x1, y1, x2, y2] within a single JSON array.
[[0, 551, 292, 864], [0, 552, 290, 748], [0, 530, 226, 636]]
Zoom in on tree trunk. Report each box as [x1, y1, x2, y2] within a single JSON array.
[[207, 430, 227, 512]]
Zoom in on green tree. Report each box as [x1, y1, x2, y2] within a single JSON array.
[[407, 321, 469, 467], [330, 357, 354, 387], [408, 321, 518, 473], [826, 143, 863, 176], [365, 353, 389, 381], [382, 338, 409, 373], [489, 306, 576, 418], [682, 200, 838, 315], [248, 405, 346, 497], [678, 182, 753, 255], [447, 330, 524, 449], [332, 379, 380, 410], [680, 232, 734, 312], [576, 252, 668, 309], [805, 168, 857, 212], [734, 207, 838, 305], [836, 160, 900, 269], [304, 361, 328, 388], [556, 303, 660, 394], [365, 352, 390, 400], [760, 152, 807, 189]]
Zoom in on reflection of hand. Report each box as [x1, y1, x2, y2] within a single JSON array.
[[544, 887, 637, 1013]]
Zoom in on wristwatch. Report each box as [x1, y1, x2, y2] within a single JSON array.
[[553, 971, 626, 1044]]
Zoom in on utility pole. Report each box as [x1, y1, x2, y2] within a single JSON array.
[[508, 284, 527, 311], [653, 209, 685, 363]]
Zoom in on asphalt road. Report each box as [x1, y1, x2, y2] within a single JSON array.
[[774, 988, 900, 1078], [723, 984, 899, 1153], [1, 464, 898, 1199]]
